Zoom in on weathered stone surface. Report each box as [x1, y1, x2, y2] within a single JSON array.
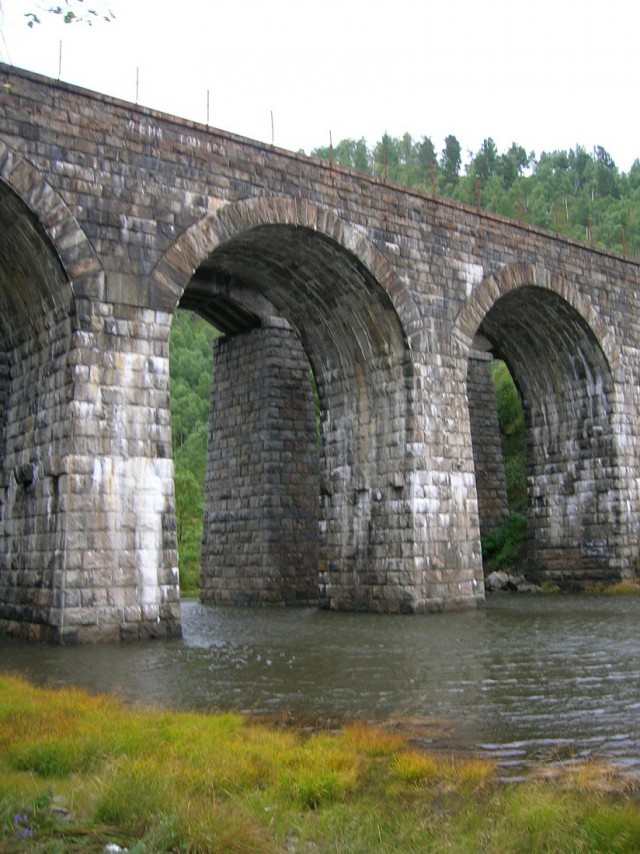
[[200, 320, 320, 606], [467, 347, 510, 537], [0, 64, 638, 641]]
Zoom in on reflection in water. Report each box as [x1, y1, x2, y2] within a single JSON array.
[[1, 595, 640, 772]]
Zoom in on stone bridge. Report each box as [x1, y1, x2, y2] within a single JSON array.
[[1, 64, 639, 642]]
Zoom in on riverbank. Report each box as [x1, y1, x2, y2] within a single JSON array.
[[1, 675, 640, 852]]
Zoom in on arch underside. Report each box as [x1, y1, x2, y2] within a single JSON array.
[[0, 181, 71, 348], [0, 181, 76, 636], [477, 286, 626, 583], [182, 223, 418, 610]]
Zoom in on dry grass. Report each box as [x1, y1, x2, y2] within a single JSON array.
[[2, 674, 640, 852]]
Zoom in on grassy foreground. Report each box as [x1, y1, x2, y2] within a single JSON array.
[[1, 676, 640, 853]]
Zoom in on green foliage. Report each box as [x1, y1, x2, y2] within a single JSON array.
[[492, 360, 527, 511], [441, 134, 462, 190], [170, 312, 217, 452], [599, 579, 640, 595], [174, 422, 209, 487], [312, 137, 370, 172], [25, 1, 115, 27], [173, 468, 204, 596], [481, 513, 527, 571], [170, 310, 219, 594]]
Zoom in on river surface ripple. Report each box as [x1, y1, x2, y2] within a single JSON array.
[[2, 595, 640, 775]]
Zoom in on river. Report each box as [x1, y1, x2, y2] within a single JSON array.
[[2, 594, 640, 776]]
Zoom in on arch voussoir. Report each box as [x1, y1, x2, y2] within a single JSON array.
[[0, 137, 100, 290], [152, 196, 422, 335], [453, 262, 622, 373]]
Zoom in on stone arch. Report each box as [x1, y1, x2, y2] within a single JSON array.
[[0, 137, 102, 316], [154, 196, 422, 611], [452, 262, 622, 375], [453, 263, 631, 585], [152, 195, 421, 334]]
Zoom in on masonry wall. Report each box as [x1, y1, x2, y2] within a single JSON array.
[[59, 304, 181, 642], [0, 301, 182, 642], [314, 332, 429, 612], [0, 309, 73, 639], [201, 320, 319, 604], [467, 352, 510, 538], [525, 365, 624, 585]]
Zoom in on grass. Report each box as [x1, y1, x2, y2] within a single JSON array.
[[597, 579, 640, 595], [1, 675, 640, 852]]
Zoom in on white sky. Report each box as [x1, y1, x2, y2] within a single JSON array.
[[0, 0, 639, 171]]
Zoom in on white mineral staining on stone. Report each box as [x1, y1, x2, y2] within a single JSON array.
[[454, 260, 484, 296], [133, 459, 165, 608]]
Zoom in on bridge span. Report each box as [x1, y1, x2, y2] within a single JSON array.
[[0, 64, 639, 641]]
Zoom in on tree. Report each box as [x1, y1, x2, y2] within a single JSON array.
[[568, 145, 592, 192], [470, 138, 499, 185], [628, 159, 640, 191], [24, 0, 113, 26], [440, 134, 462, 187], [174, 468, 204, 548], [308, 130, 639, 259], [350, 138, 370, 173], [311, 137, 370, 173], [417, 135, 437, 171], [492, 360, 526, 510], [594, 145, 619, 199], [499, 143, 530, 189], [169, 309, 218, 593], [372, 133, 401, 181]]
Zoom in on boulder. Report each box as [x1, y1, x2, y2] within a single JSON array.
[[485, 571, 543, 594], [485, 570, 510, 591]]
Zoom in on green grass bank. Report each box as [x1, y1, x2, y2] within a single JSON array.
[[1, 675, 640, 852]]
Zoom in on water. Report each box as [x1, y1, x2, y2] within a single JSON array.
[[2, 594, 640, 774]]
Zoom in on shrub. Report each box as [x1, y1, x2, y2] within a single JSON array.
[[482, 513, 527, 571]]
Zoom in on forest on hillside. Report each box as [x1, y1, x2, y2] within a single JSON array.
[[171, 135, 640, 592], [311, 134, 640, 258]]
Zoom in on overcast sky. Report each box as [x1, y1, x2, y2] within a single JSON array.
[[0, 0, 638, 171]]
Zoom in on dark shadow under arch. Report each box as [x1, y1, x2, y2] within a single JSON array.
[[0, 138, 101, 321], [0, 168, 91, 636], [0, 180, 70, 347], [461, 277, 628, 584]]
